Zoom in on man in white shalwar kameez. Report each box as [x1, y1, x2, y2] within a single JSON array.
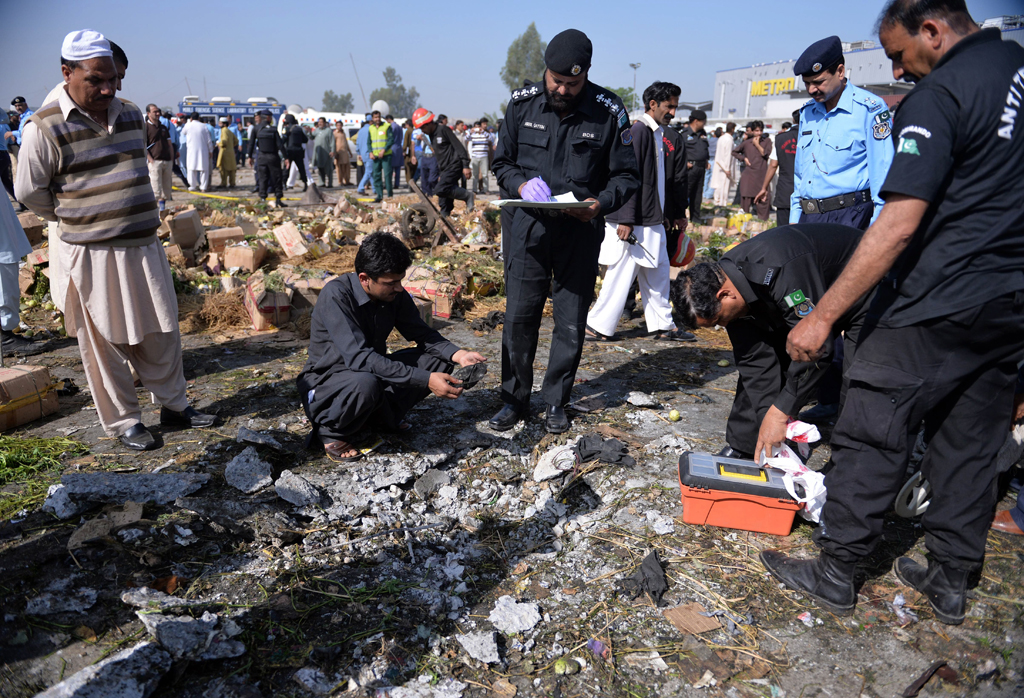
[[586, 82, 693, 342], [711, 122, 739, 207], [15, 30, 215, 451], [181, 112, 212, 192]]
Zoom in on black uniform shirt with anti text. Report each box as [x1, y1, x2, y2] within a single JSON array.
[[491, 82, 639, 215], [298, 273, 460, 392], [720, 224, 867, 415], [874, 28, 1024, 327]]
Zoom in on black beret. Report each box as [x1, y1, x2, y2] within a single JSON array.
[[544, 29, 592, 78], [11, 96, 26, 105], [794, 36, 843, 76]]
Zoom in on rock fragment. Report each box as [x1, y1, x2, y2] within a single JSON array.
[[34, 641, 171, 698], [275, 470, 325, 507], [414, 469, 451, 500], [292, 666, 338, 695], [120, 587, 201, 610], [626, 391, 661, 408], [138, 610, 245, 660], [61, 473, 210, 505], [42, 484, 83, 519], [488, 595, 541, 634], [236, 426, 283, 449], [456, 630, 500, 663], [225, 447, 273, 493]]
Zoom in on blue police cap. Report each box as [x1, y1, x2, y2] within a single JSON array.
[[794, 36, 843, 77], [544, 29, 592, 78]]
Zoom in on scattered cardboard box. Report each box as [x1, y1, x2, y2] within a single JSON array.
[[412, 296, 432, 327], [168, 208, 204, 249], [206, 227, 246, 254], [18, 267, 36, 295], [25, 248, 49, 268], [0, 365, 60, 431], [18, 213, 44, 246], [283, 274, 335, 310], [244, 272, 292, 330], [223, 242, 267, 273], [662, 603, 722, 635], [273, 222, 309, 258]]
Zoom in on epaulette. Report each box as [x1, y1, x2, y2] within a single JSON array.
[[851, 87, 885, 113], [594, 91, 632, 145], [510, 84, 542, 102]]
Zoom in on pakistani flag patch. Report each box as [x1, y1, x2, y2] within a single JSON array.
[[897, 137, 921, 155], [784, 289, 815, 317]]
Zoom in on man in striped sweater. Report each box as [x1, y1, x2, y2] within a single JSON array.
[[15, 29, 215, 451]]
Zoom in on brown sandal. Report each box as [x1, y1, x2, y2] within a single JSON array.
[[324, 439, 363, 463]]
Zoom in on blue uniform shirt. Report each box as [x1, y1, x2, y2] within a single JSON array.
[[206, 122, 220, 144], [12, 109, 34, 146], [0, 124, 10, 152], [159, 116, 180, 148], [790, 83, 894, 224]]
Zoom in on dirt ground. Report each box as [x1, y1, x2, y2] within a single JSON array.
[[2, 176, 1022, 698]]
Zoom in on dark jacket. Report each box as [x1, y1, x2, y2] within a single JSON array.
[[432, 124, 470, 175], [285, 124, 308, 150], [608, 118, 683, 227], [249, 122, 286, 160], [663, 125, 689, 222]]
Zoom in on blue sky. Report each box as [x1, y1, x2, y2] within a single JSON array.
[[3, 0, 1020, 118]]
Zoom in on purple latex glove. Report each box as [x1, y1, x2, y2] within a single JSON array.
[[521, 177, 552, 202]]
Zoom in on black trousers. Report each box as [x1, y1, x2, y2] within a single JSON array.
[[799, 201, 874, 405], [302, 347, 449, 441], [501, 209, 601, 410], [816, 291, 1024, 570], [286, 147, 307, 184], [434, 168, 471, 216], [0, 151, 15, 200], [684, 162, 706, 222], [257, 155, 283, 198], [775, 206, 790, 225], [726, 321, 860, 455]]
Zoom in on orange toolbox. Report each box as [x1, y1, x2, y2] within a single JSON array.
[[678, 452, 801, 536]]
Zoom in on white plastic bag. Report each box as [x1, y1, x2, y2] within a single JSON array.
[[763, 421, 827, 523]]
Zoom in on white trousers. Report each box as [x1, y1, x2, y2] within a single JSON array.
[[188, 168, 210, 192], [587, 250, 676, 337]]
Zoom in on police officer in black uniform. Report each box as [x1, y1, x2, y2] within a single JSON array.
[[249, 110, 287, 207], [489, 28, 639, 433], [282, 114, 309, 192], [671, 224, 870, 461], [678, 110, 708, 224], [411, 107, 474, 217], [763, 0, 1024, 625], [756, 111, 800, 224]]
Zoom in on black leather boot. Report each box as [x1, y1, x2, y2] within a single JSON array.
[[894, 557, 969, 625], [760, 550, 857, 615]]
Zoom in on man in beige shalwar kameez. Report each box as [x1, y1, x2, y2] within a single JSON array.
[[15, 29, 215, 451]]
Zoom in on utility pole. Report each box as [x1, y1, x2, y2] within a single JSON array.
[[629, 62, 641, 113], [351, 54, 368, 112]]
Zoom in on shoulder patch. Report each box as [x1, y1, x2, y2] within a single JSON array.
[[595, 91, 625, 118], [510, 84, 542, 101], [873, 121, 891, 140]]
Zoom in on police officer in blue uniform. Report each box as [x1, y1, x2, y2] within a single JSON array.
[[763, 1, 1024, 626], [490, 29, 639, 434], [790, 36, 895, 229]]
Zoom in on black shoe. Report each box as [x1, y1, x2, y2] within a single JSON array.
[[119, 422, 157, 451], [799, 402, 840, 425], [250, 188, 260, 193], [544, 405, 569, 434], [373, 197, 383, 203], [893, 557, 968, 625], [1, 329, 46, 356], [718, 445, 754, 460], [760, 551, 857, 616], [489, 404, 524, 431], [276, 198, 287, 208], [160, 405, 218, 429], [465, 192, 475, 211]]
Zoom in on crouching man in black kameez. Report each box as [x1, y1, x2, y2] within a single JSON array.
[[297, 232, 487, 461]]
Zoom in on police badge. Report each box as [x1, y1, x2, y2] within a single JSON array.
[[873, 121, 891, 140], [571, 64, 581, 76]]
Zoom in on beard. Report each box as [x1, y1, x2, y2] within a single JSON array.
[[545, 84, 585, 113]]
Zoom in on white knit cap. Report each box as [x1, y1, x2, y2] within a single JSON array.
[[61, 29, 112, 61]]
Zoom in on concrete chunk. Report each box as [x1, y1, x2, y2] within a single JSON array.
[[42, 484, 84, 519], [414, 469, 451, 500], [34, 641, 171, 698], [61, 473, 210, 505], [224, 447, 273, 493], [456, 630, 500, 663], [488, 595, 541, 634], [25, 588, 97, 615], [138, 610, 245, 660], [275, 470, 325, 507]]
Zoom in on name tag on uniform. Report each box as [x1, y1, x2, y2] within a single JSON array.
[[523, 121, 546, 131], [580, 131, 600, 140]]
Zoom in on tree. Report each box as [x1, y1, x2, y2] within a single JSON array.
[[606, 86, 638, 112], [500, 23, 546, 92], [322, 90, 354, 113], [368, 68, 420, 118]]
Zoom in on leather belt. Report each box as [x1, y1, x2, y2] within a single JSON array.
[[799, 189, 870, 215]]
